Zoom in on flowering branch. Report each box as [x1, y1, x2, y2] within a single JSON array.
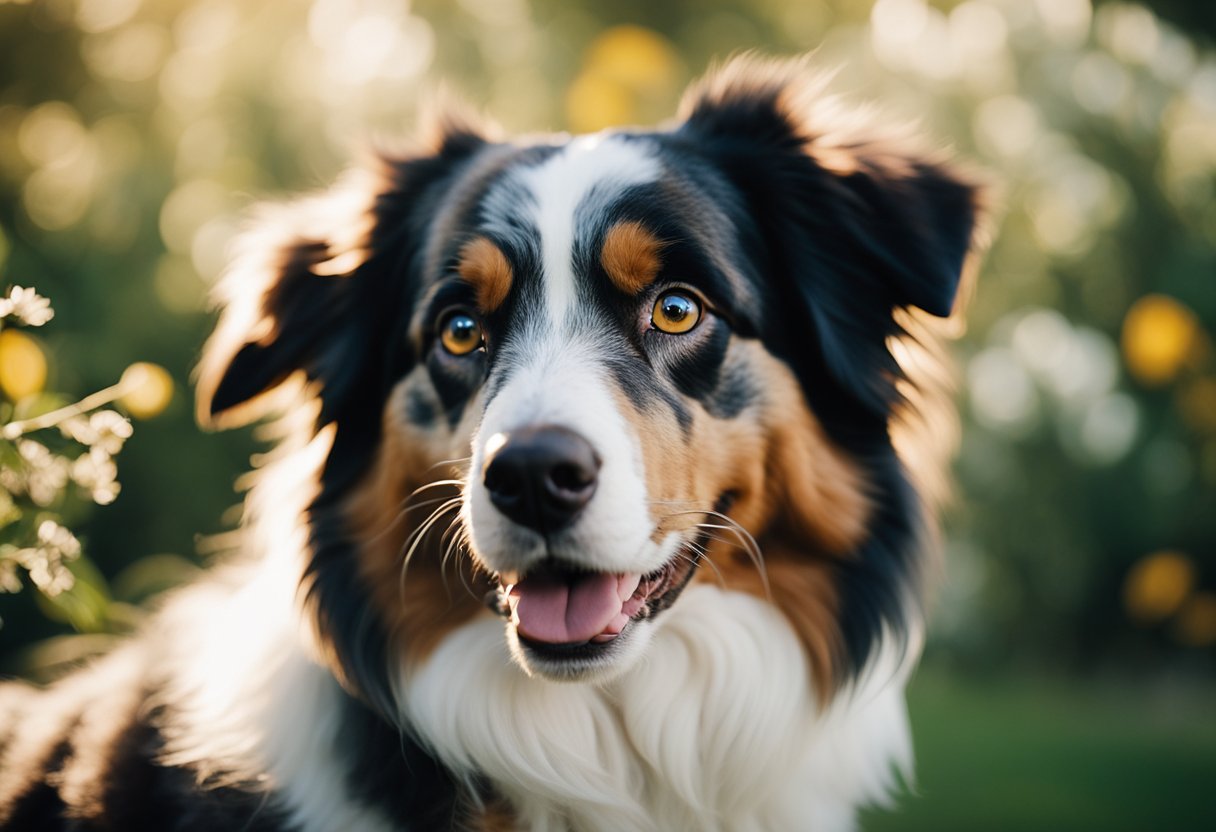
[[0, 285, 167, 629]]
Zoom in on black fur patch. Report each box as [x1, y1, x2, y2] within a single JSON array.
[[336, 695, 466, 829]]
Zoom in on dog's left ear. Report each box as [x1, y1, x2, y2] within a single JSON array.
[[678, 56, 985, 412], [196, 115, 492, 430], [194, 180, 376, 430]]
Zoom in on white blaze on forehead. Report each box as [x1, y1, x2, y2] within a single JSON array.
[[465, 136, 664, 578], [516, 134, 661, 327], [467, 334, 657, 575]]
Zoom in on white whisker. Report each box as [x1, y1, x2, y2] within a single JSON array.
[[397, 498, 463, 602]]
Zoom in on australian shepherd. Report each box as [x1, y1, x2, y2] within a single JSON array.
[[0, 56, 983, 831]]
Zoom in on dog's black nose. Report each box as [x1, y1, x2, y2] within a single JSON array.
[[482, 425, 600, 533]]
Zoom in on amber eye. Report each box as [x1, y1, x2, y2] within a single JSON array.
[[651, 290, 702, 334], [438, 309, 485, 356]]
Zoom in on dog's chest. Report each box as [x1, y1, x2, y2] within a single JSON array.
[[401, 586, 913, 831]]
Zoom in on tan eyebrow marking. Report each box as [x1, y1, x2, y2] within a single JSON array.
[[457, 236, 514, 313], [601, 220, 666, 296]]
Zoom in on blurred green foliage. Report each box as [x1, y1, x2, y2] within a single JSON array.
[[863, 666, 1216, 830], [0, 0, 1212, 724]]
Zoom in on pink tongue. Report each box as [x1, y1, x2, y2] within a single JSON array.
[[513, 572, 640, 644]]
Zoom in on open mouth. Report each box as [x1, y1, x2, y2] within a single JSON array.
[[483, 495, 735, 664], [490, 546, 702, 656]]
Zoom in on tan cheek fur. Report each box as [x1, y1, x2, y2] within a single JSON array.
[[344, 371, 489, 669], [621, 341, 870, 695]]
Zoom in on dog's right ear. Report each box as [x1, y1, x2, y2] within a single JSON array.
[[196, 111, 493, 431], [678, 54, 985, 415]]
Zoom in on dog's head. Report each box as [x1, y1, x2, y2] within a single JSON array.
[[197, 57, 981, 712]]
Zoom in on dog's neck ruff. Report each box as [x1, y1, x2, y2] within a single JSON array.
[[400, 585, 914, 832]]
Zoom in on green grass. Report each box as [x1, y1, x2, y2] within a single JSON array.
[[862, 668, 1216, 832]]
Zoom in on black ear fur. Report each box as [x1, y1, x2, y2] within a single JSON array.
[[195, 122, 492, 431], [197, 230, 358, 429], [679, 55, 983, 413], [194, 170, 386, 431]]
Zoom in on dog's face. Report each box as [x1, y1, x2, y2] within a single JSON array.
[[382, 131, 883, 681], [197, 58, 979, 704]]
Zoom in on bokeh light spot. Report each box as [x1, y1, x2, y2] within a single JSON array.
[[0, 329, 48, 400], [566, 72, 635, 133], [872, 0, 928, 50], [159, 178, 230, 255], [1097, 2, 1160, 67], [974, 98, 1038, 162], [1033, 0, 1092, 48], [17, 101, 87, 168], [1048, 326, 1120, 402], [23, 161, 99, 231], [584, 25, 677, 90], [566, 24, 679, 132], [119, 362, 174, 419], [949, 2, 1007, 62], [456, 0, 528, 26], [1124, 551, 1195, 623], [968, 347, 1040, 436], [81, 23, 169, 83], [1121, 294, 1200, 386], [1078, 392, 1139, 464], [75, 0, 142, 34], [1072, 52, 1130, 116]]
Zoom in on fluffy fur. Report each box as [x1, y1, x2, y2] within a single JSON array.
[[0, 55, 982, 831]]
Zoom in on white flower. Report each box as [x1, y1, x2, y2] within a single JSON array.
[[25, 555, 75, 596], [59, 415, 98, 445], [1, 522, 80, 597], [36, 519, 81, 558], [0, 286, 54, 327], [16, 439, 70, 506], [87, 410, 133, 455], [71, 449, 121, 505]]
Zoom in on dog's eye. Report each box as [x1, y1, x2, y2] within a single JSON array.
[[438, 309, 485, 356], [651, 291, 702, 334]]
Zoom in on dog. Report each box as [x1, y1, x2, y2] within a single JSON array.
[[0, 55, 982, 831]]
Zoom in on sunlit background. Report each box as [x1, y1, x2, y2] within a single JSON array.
[[0, 0, 1213, 828]]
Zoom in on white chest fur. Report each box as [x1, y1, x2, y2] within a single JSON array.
[[402, 585, 914, 832]]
